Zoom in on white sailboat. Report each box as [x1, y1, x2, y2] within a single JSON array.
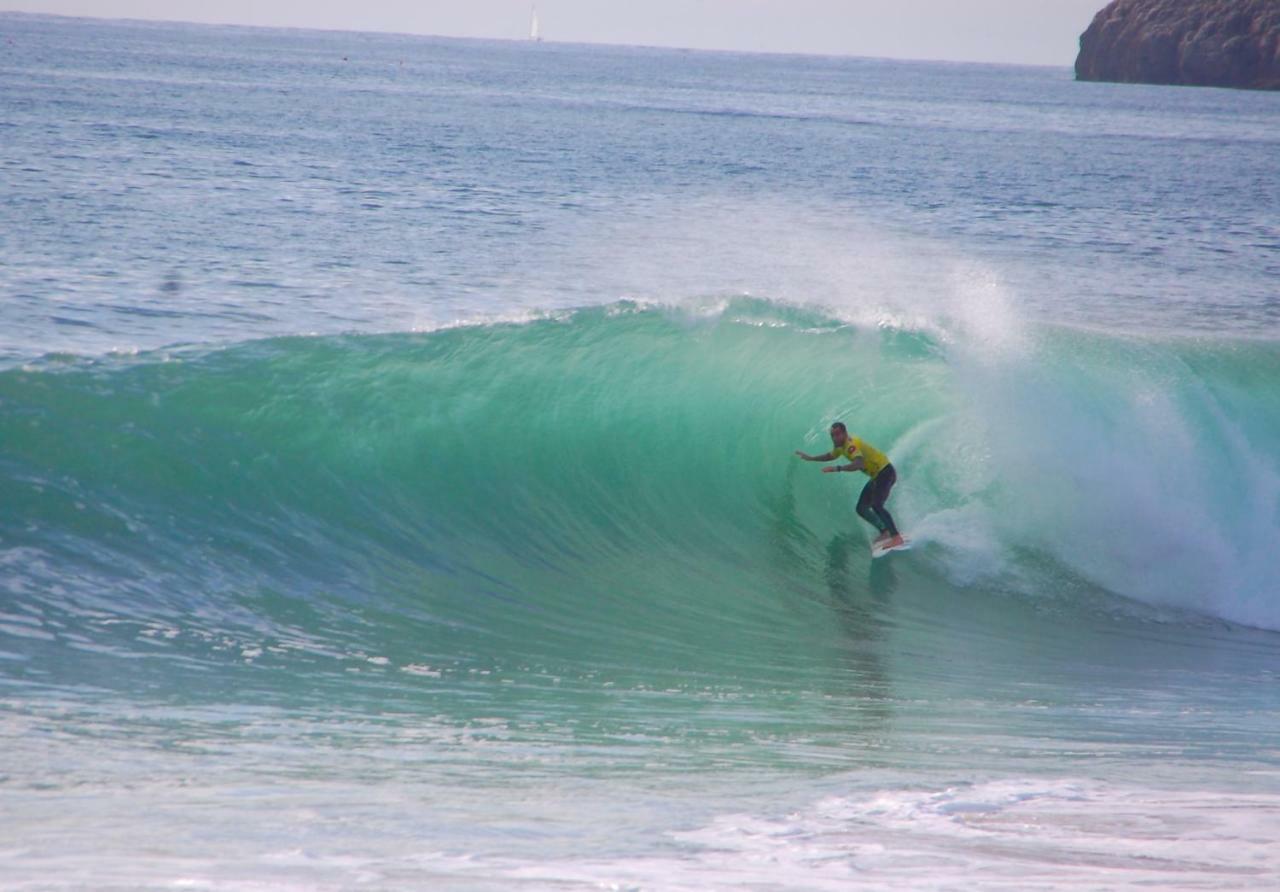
[[530, 5, 543, 42]]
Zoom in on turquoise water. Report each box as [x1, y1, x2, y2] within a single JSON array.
[[2, 13, 1279, 890]]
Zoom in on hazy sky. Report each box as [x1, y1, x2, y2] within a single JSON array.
[[5, 1, 1105, 66]]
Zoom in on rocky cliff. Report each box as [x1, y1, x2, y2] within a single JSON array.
[[1076, 0, 1280, 90]]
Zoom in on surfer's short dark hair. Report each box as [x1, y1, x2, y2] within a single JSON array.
[[829, 421, 847, 433]]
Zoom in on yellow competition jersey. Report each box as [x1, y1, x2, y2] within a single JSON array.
[[835, 436, 890, 478]]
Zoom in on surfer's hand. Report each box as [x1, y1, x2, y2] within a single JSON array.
[[794, 451, 809, 460], [821, 466, 839, 474]]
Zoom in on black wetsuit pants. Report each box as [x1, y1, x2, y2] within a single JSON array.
[[856, 464, 898, 537]]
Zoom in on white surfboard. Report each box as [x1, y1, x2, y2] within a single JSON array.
[[870, 535, 911, 559]]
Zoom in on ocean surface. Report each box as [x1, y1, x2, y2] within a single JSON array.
[[2, 13, 1279, 890]]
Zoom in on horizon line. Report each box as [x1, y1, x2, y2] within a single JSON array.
[[0, 9, 1075, 69]]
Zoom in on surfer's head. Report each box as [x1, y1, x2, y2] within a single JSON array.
[[829, 421, 848, 446]]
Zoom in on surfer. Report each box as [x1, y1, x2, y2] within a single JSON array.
[[795, 422, 904, 550]]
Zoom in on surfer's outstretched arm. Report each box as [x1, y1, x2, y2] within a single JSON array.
[[795, 450, 836, 462], [822, 457, 865, 475]]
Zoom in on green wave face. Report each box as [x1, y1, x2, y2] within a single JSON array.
[[2, 299, 1278, 700]]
